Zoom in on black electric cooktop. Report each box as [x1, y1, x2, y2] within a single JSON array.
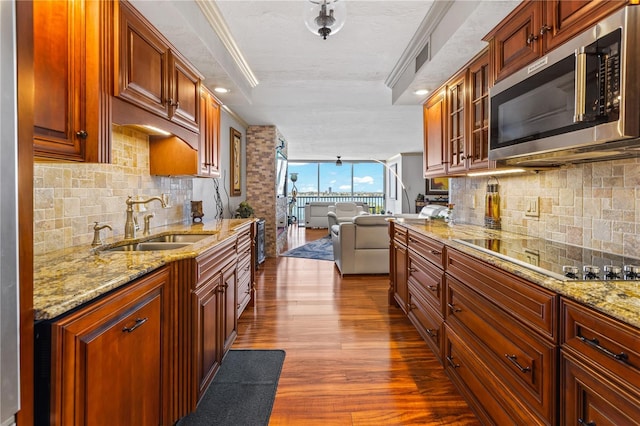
[[455, 237, 640, 281]]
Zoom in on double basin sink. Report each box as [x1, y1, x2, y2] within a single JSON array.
[[100, 233, 213, 252]]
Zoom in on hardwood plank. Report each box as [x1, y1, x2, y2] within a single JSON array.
[[234, 225, 479, 425]]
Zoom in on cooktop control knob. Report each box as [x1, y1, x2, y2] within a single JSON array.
[[623, 265, 640, 280], [603, 265, 622, 280], [563, 265, 579, 279], [583, 265, 600, 280]]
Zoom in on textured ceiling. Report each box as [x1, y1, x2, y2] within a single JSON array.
[[130, 0, 519, 161]]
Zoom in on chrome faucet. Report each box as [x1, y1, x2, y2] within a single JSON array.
[[91, 222, 112, 246], [124, 196, 167, 239]]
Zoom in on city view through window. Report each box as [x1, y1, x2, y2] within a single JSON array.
[[287, 162, 387, 222]]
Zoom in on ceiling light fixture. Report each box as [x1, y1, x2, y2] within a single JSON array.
[[214, 87, 229, 94], [414, 89, 429, 96], [336, 156, 343, 166], [304, 0, 346, 40]]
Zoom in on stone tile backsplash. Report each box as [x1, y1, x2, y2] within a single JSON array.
[[33, 125, 192, 255], [450, 157, 640, 258]]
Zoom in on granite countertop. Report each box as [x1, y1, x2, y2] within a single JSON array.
[[391, 218, 640, 330], [33, 219, 254, 321]]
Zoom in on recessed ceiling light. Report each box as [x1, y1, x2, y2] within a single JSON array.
[[214, 87, 229, 94], [414, 89, 429, 96]]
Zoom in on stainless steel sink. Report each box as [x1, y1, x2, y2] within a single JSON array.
[[102, 242, 193, 252], [145, 233, 212, 243]]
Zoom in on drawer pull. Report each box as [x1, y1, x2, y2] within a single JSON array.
[[122, 317, 148, 333], [446, 355, 460, 369], [577, 419, 595, 426], [505, 354, 531, 373], [409, 303, 416, 311], [447, 303, 461, 313], [430, 250, 441, 255], [577, 334, 629, 362], [425, 328, 438, 339], [427, 285, 437, 292], [409, 267, 418, 273]]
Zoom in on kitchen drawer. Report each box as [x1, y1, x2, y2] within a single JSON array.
[[561, 298, 640, 388], [408, 230, 444, 267], [445, 247, 558, 341], [561, 350, 640, 426], [408, 280, 443, 362], [408, 251, 444, 316], [392, 224, 408, 246], [446, 275, 557, 423], [443, 325, 517, 426], [195, 238, 237, 286]]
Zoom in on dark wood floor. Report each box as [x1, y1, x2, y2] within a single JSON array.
[[233, 225, 480, 425]]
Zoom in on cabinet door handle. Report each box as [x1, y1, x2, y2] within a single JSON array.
[[577, 334, 629, 362], [167, 98, 180, 108], [427, 285, 437, 292], [447, 303, 461, 313], [122, 317, 148, 333], [577, 419, 596, 426], [76, 130, 88, 139], [430, 250, 441, 255], [539, 24, 552, 36], [425, 328, 437, 339], [504, 354, 531, 373], [526, 34, 538, 45], [446, 355, 459, 369], [409, 267, 418, 273]]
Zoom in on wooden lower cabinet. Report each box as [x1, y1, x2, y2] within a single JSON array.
[[446, 274, 557, 424], [561, 351, 640, 426], [389, 222, 409, 313], [48, 267, 171, 426], [192, 238, 238, 402], [560, 298, 640, 425]]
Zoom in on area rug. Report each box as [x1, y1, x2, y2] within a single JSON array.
[[177, 349, 286, 426], [280, 236, 334, 261]]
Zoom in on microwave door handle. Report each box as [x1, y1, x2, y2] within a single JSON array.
[[574, 48, 587, 122]]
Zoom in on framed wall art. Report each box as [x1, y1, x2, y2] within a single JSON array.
[[230, 127, 242, 196], [426, 177, 449, 195]]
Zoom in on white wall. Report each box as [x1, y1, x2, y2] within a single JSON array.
[[386, 153, 426, 214], [192, 109, 247, 220]]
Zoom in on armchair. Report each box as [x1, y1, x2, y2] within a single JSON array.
[[327, 202, 369, 230], [330, 214, 391, 276]]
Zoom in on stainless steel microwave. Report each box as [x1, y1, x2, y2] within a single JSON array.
[[489, 5, 640, 167]]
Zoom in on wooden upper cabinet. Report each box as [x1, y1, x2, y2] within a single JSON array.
[[116, 1, 201, 132], [543, 0, 627, 52], [485, 0, 627, 82], [484, 1, 543, 83], [423, 90, 447, 177], [168, 53, 201, 133], [199, 88, 221, 177], [467, 50, 493, 171], [116, 2, 169, 118], [445, 71, 467, 175], [33, 0, 111, 162]]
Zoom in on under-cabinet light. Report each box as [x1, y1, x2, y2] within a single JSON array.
[[466, 168, 527, 177]]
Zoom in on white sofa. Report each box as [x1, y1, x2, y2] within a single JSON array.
[[331, 214, 391, 276], [304, 201, 370, 228], [304, 202, 334, 228], [327, 202, 368, 229]]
